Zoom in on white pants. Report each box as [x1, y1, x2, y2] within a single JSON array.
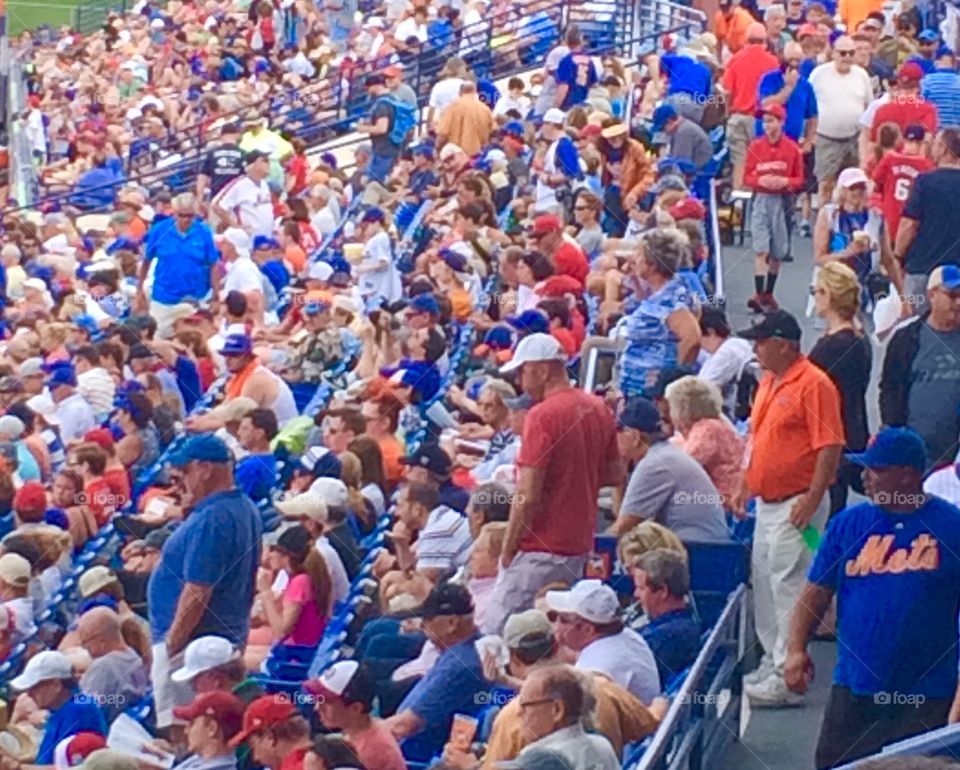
[[481, 551, 587, 636], [752, 493, 828, 673], [149, 301, 183, 340], [150, 642, 192, 729]]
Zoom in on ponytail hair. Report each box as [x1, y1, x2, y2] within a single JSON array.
[[301, 549, 333, 618]]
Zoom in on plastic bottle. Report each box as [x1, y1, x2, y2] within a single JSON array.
[[801, 525, 821, 551]]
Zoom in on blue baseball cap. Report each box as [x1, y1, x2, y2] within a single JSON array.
[[506, 309, 550, 335], [45, 363, 77, 389], [846, 427, 927, 472], [412, 144, 435, 158], [71, 314, 99, 336], [303, 300, 330, 316], [918, 29, 939, 42], [409, 293, 440, 315], [651, 104, 678, 133], [618, 397, 662, 433], [252, 235, 280, 251], [438, 248, 468, 273], [928, 264, 960, 291], [167, 433, 232, 467], [502, 120, 525, 139], [483, 325, 513, 350], [219, 333, 253, 357], [361, 207, 386, 224]]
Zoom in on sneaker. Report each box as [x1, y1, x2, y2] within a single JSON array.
[[747, 293, 765, 312], [745, 673, 805, 708], [781, 253, 795, 263], [743, 656, 775, 686], [761, 293, 780, 312], [799, 221, 812, 238]]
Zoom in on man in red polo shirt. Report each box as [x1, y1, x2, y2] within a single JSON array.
[[871, 63, 939, 143], [483, 333, 622, 634], [722, 22, 780, 190], [230, 695, 312, 770], [744, 103, 805, 312], [526, 214, 589, 286], [871, 123, 935, 242]]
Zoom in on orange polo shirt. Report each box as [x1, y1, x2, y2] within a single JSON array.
[[722, 44, 780, 115], [745, 356, 844, 502], [714, 6, 755, 56]]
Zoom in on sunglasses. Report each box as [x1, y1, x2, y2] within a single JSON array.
[[836, 49, 856, 57]]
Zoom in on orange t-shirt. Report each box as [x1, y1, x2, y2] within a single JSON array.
[[378, 434, 405, 487], [285, 244, 307, 275], [745, 356, 845, 501], [714, 6, 755, 55]]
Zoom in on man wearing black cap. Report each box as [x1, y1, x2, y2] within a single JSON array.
[[211, 151, 274, 238], [383, 581, 491, 761], [197, 123, 245, 201], [610, 397, 729, 542], [734, 310, 844, 708], [357, 74, 404, 183], [402, 442, 470, 512]]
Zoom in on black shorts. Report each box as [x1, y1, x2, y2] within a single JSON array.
[[803, 149, 817, 193], [815, 685, 951, 769]]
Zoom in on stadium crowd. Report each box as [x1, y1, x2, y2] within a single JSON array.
[[0, 0, 957, 768]]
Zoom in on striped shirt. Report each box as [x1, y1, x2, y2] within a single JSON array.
[[415, 505, 472, 574], [922, 71, 960, 128], [41, 426, 66, 475]]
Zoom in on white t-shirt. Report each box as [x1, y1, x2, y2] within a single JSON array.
[[429, 78, 466, 119], [698, 337, 755, 414], [223, 256, 264, 297], [2, 598, 35, 642], [216, 176, 274, 238], [859, 92, 891, 130], [311, 207, 337, 237], [314, 535, 350, 607], [359, 231, 401, 303], [54, 392, 96, 443], [394, 16, 427, 42], [576, 628, 661, 704], [808, 62, 873, 139], [924, 465, 960, 506]]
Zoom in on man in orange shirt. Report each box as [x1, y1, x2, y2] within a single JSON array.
[[714, 0, 756, 60], [722, 22, 780, 190], [839, 0, 884, 37], [733, 310, 844, 709], [437, 81, 496, 157]]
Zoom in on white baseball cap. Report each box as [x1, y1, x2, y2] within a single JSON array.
[[308, 477, 349, 508], [837, 166, 869, 189], [439, 143, 464, 161], [10, 651, 73, 690], [307, 261, 334, 282], [0, 553, 31, 587], [275, 491, 328, 523], [543, 108, 566, 125], [500, 332, 565, 374], [545, 579, 620, 624], [0, 415, 25, 439], [218, 227, 252, 256], [306, 660, 360, 699], [19, 358, 44, 377], [171, 636, 240, 682]]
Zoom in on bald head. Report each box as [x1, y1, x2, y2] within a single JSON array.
[[77, 606, 124, 658], [783, 41, 803, 60]]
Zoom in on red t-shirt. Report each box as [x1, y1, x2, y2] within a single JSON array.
[[549, 240, 589, 286], [350, 720, 407, 770], [870, 96, 939, 141], [872, 150, 935, 240], [551, 327, 578, 356], [103, 467, 131, 510], [279, 746, 308, 770], [721, 45, 779, 115], [84, 478, 114, 526], [517, 388, 620, 555]]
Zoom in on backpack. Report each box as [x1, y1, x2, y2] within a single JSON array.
[[377, 96, 417, 148]]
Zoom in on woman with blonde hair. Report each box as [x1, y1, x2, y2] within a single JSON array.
[[337, 451, 374, 533], [617, 520, 687, 570], [663, 376, 745, 507], [810, 261, 872, 514]]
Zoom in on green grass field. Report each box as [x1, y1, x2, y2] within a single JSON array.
[[7, 0, 111, 36]]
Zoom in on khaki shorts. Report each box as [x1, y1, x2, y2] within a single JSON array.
[[727, 113, 756, 167], [814, 135, 859, 183]]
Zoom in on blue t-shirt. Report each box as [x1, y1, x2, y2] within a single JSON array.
[[639, 608, 701, 687], [809, 497, 960, 698], [756, 70, 818, 141], [235, 453, 278, 502], [555, 51, 598, 109], [398, 634, 490, 760], [148, 488, 263, 642], [660, 54, 712, 101], [36, 690, 107, 764], [145, 217, 219, 305]]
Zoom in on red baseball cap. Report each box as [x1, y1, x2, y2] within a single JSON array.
[[229, 695, 297, 747], [797, 23, 819, 37], [14, 481, 46, 515], [760, 103, 786, 122], [527, 214, 563, 236], [580, 123, 603, 139], [174, 691, 246, 741], [83, 427, 115, 450], [898, 62, 925, 82], [668, 197, 707, 221]]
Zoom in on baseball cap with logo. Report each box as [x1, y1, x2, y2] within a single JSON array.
[[736, 309, 802, 342], [400, 581, 474, 619], [847, 426, 927, 472], [172, 636, 241, 682], [904, 123, 926, 141], [545, 579, 620, 624], [11, 650, 73, 690], [304, 660, 376, 711], [500, 333, 565, 374], [400, 442, 452, 477], [167, 433, 232, 467], [229, 695, 298, 747]]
